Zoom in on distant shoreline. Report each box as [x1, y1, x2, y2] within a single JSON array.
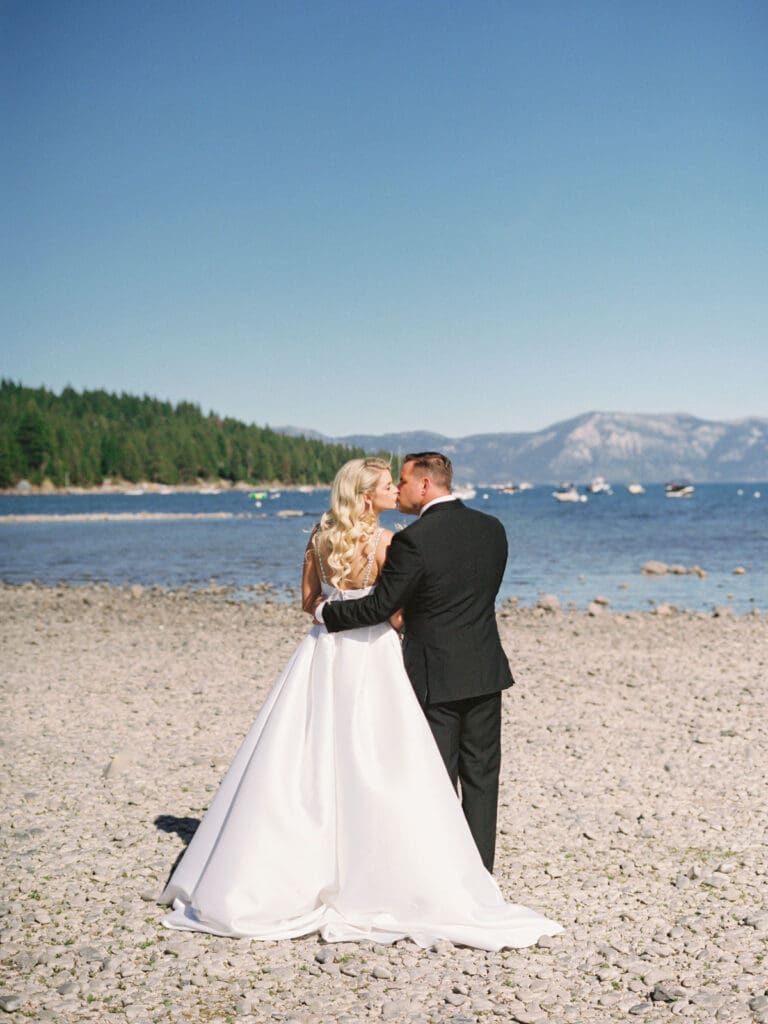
[[0, 480, 330, 497]]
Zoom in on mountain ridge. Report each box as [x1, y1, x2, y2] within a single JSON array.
[[277, 411, 768, 484]]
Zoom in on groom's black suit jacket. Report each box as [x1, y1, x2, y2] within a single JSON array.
[[322, 499, 514, 705]]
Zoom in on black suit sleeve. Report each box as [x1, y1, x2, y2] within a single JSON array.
[[322, 529, 423, 632]]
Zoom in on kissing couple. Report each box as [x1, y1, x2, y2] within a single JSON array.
[[162, 452, 561, 951]]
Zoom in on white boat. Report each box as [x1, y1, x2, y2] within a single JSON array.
[[553, 483, 587, 503], [199, 486, 221, 495], [665, 483, 694, 498], [518, 482, 534, 491], [627, 483, 645, 495], [586, 476, 612, 495], [452, 485, 477, 500]]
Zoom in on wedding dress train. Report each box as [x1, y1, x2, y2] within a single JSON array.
[[161, 584, 562, 950]]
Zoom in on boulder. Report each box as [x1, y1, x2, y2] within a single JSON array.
[[641, 561, 668, 575], [654, 603, 679, 617], [536, 594, 561, 613]]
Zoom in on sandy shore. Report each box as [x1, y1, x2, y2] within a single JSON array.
[[2, 585, 767, 1023]]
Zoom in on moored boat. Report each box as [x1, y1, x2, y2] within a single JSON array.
[[553, 483, 587, 503], [586, 476, 612, 495], [665, 483, 694, 498], [452, 485, 477, 500]]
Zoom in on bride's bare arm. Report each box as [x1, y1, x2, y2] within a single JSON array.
[[377, 531, 404, 630], [301, 534, 321, 614]]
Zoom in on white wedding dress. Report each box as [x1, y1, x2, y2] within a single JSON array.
[[161, 582, 562, 950]]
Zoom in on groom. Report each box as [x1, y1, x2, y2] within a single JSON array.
[[318, 451, 513, 872]]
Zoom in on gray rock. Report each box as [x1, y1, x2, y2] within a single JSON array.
[[688, 990, 725, 1009], [651, 984, 679, 1002], [382, 999, 414, 1020], [511, 1010, 545, 1024], [655, 603, 679, 617], [12, 952, 38, 970], [445, 992, 468, 1005], [628, 1004, 652, 1016], [750, 996, 768, 1012], [371, 964, 393, 980], [641, 561, 668, 575], [0, 995, 23, 1013], [431, 939, 454, 955], [77, 946, 104, 963]]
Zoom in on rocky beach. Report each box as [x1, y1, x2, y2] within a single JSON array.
[[2, 584, 767, 1024]]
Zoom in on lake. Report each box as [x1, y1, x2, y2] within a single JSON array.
[[0, 483, 764, 613]]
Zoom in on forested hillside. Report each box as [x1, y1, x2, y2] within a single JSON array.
[[0, 381, 366, 488]]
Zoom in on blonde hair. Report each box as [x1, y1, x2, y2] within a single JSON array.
[[316, 457, 391, 588]]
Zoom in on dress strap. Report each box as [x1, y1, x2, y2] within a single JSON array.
[[361, 528, 384, 588]]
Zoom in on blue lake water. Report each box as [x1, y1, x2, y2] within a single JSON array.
[[0, 484, 765, 613]]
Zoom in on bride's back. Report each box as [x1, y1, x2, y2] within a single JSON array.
[[313, 528, 383, 591]]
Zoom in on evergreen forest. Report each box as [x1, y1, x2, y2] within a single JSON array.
[[0, 381, 370, 489]]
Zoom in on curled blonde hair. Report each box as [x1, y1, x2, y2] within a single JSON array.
[[316, 457, 391, 588]]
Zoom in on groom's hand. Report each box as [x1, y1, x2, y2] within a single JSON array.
[[388, 609, 404, 631]]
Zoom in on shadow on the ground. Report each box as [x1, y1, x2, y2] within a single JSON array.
[[155, 814, 201, 887]]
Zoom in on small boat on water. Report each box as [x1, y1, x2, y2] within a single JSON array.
[[586, 476, 613, 495], [627, 483, 645, 495], [500, 485, 519, 494], [453, 485, 477, 500], [665, 483, 694, 499], [553, 483, 587, 503]]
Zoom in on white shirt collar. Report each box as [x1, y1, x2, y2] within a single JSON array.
[[419, 494, 458, 517]]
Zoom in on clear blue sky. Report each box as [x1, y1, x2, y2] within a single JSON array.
[[2, 0, 766, 437]]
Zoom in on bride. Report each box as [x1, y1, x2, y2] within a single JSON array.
[[161, 457, 561, 950]]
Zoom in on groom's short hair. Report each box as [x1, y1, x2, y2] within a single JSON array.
[[403, 451, 453, 489]]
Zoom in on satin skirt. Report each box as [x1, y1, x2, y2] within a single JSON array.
[[161, 610, 561, 950]]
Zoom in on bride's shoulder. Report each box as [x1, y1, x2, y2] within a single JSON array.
[[373, 527, 394, 565]]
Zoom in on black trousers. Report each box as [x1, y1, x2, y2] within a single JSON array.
[[423, 691, 502, 873]]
